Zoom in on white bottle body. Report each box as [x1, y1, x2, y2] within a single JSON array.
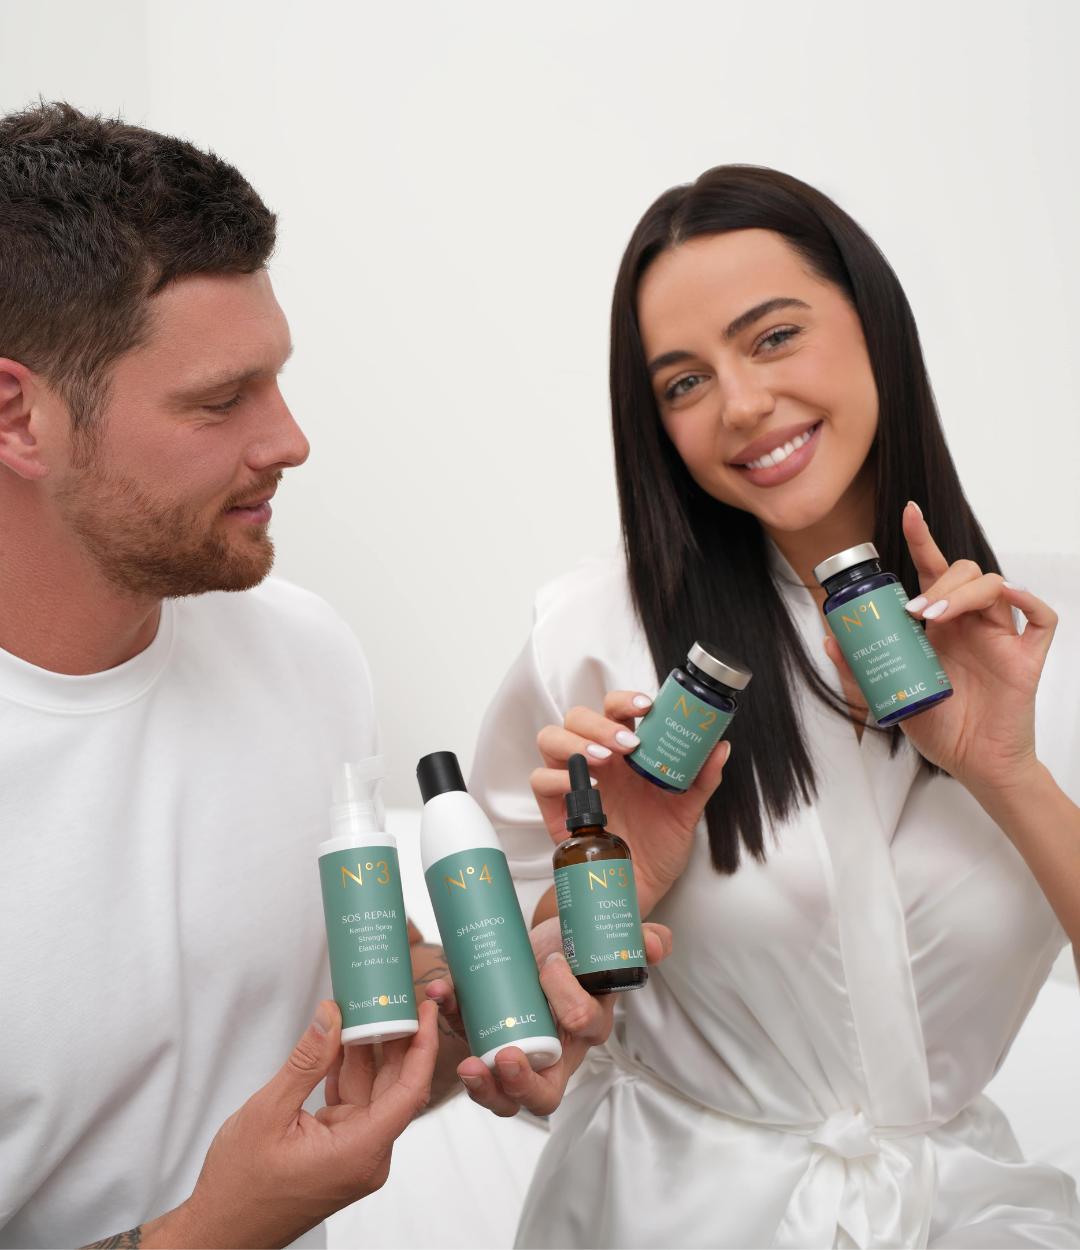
[[420, 791, 561, 1071]]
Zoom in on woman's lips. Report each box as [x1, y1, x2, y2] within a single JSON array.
[[731, 421, 823, 489]]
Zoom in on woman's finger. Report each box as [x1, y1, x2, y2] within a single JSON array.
[[642, 921, 673, 964], [1003, 583, 1059, 664], [906, 571, 1015, 631], [565, 705, 642, 756], [685, 737, 732, 802], [603, 689, 655, 729], [903, 560, 989, 621], [537, 722, 622, 770], [902, 501, 951, 593]]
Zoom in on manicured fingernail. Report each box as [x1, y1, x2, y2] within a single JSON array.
[[1003, 581, 1025, 591], [615, 730, 640, 749], [312, 1002, 334, 1035], [632, 694, 652, 710], [907, 499, 923, 518], [586, 743, 612, 759], [905, 595, 928, 614], [922, 599, 948, 620], [460, 1074, 484, 1091]]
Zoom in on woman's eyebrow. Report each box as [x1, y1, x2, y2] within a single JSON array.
[[647, 297, 811, 378]]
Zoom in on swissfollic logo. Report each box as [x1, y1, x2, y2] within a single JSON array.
[[351, 991, 411, 1010], [477, 1011, 539, 1040], [876, 681, 928, 711]]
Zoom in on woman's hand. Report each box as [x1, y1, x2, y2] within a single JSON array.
[[825, 501, 1058, 798], [529, 690, 732, 915], [422, 917, 673, 1119]]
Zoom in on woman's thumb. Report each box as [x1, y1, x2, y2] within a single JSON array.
[[258, 999, 342, 1127]]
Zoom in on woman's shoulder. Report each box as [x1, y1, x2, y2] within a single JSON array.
[[528, 546, 655, 700]]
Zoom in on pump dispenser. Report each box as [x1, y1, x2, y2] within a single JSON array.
[[553, 754, 648, 994], [317, 756, 418, 1045], [418, 751, 561, 1071]]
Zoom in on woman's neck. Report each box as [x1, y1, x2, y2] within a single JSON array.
[[764, 465, 876, 610]]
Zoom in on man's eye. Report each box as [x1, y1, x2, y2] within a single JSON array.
[[204, 394, 243, 414]]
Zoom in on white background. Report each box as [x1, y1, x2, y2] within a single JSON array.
[[2, 0, 1077, 805], [3, 6, 1078, 1246]]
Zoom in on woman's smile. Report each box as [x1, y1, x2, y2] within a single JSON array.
[[728, 419, 823, 488]]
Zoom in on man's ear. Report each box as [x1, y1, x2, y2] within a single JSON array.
[[0, 360, 51, 480]]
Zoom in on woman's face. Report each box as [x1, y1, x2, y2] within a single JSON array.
[[637, 228, 879, 536]]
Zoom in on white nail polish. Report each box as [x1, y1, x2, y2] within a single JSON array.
[[922, 599, 948, 620], [586, 743, 612, 759], [615, 730, 640, 749], [632, 695, 653, 710], [906, 499, 923, 518], [1002, 581, 1026, 591], [905, 595, 928, 614]]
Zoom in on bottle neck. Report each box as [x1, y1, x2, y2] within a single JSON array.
[[821, 558, 882, 598], [684, 659, 739, 701]]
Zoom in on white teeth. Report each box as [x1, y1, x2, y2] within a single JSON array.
[[744, 425, 816, 471]]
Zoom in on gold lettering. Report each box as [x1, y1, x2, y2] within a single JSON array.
[[840, 613, 863, 632], [375, 860, 391, 886], [341, 864, 364, 887], [674, 693, 691, 718], [479, 864, 493, 884], [587, 870, 608, 891], [699, 709, 717, 731], [445, 870, 467, 892], [867, 600, 880, 620]]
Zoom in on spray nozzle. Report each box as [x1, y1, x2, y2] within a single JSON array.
[[565, 753, 606, 832], [331, 755, 386, 836]]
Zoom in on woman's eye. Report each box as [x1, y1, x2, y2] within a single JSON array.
[[663, 373, 707, 402], [204, 394, 243, 414], [755, 326, 801, 354]]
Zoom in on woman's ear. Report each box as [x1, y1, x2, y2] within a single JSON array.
[[0, 360, 51, 480]]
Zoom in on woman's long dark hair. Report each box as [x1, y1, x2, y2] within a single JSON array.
[[611, 165, 1000, 873]]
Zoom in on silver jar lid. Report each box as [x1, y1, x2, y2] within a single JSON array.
[[812, 542, 880, 586], [688, 642, 752, 690]]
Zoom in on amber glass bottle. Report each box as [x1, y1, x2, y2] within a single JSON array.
[[552, 754, 648, 995]]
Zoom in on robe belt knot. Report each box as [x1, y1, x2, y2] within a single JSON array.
[[809, 1108, 879, 1160]]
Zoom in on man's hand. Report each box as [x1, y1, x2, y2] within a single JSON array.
[[132, 999, 439, 1249], [423, 915, 672, 1117]]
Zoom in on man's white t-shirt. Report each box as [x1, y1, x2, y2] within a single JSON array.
[[0, 579, 377, 1248]]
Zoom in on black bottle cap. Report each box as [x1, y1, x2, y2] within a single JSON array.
[[416, 751, 467, 804], [565, 753, 607, 832]]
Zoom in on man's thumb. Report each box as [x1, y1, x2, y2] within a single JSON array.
[[258, 999, 342, 1127]]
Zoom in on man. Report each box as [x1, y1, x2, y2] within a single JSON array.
[[0, 102, 670, 1248]]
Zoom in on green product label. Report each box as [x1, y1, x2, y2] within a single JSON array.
[[826, 583, 952, 723], [628, 671, 735, 790], [318, 845, 417, 1031], [424, 848, 555, 1057], [554, 859, 646, 975]]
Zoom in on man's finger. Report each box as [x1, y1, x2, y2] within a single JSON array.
[[258, 999, 342, 1130], [642, 921, 672, 964], [350, 1001, 440, 1143], [457, 1059, 522, 1117]]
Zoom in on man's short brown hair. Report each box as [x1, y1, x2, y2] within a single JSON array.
[[0, 100, 277, 429]]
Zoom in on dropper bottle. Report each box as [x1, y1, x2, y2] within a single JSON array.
[[316, 757, 418, 1045], [552, 754, 647, 995]]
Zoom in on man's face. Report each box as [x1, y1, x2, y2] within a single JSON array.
[[50, 269, 308, 598]]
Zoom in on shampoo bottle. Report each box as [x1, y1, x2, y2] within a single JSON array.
[[317, 757, 418, 1045], [417, 751, 561, 1071]]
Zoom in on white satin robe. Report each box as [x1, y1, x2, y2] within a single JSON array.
[[469, 544, 1080, 1249]]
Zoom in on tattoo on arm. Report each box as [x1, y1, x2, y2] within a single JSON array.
[[82, 1228, 143, 1248]]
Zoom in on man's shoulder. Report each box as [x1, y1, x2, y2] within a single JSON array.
[[174, 577, 366, 667]]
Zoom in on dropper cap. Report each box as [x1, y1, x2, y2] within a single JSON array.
[[565, 753, 607, 832], [331, 755, 385, 837]]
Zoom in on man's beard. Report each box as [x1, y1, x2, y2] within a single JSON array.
[[56, 462, 281, 600]]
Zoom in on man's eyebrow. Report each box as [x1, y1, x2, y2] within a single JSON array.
[[167, 343, 295, 402], [646, 298, 811, 378]]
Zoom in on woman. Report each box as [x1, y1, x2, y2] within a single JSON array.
[[465, 167, 1080, 1248]]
